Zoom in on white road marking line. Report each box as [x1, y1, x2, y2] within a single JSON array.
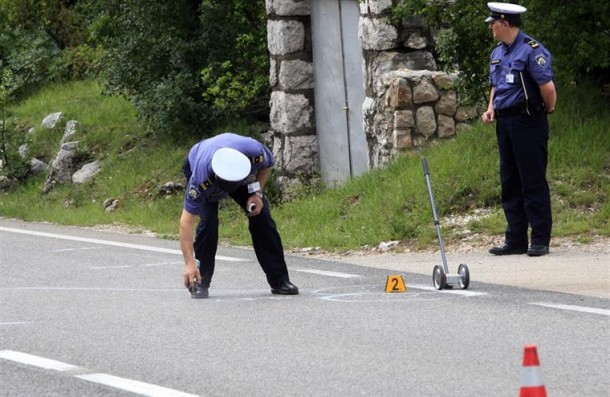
[[91, 261, 182, 270], [143, 261, 182, 267], [91, 265, 131, 270], [408, 283, 488, 297], [0, 350, 78, 372], [0, 321, 31, 325], [0, 226, 246, 262], [0, 350, 202, 397], [530, 302, 610, 316], [7, 287, 181, 292], [52, 247, 101, 252], [76, 373, 201, 397], [293, 268, 362, 278]]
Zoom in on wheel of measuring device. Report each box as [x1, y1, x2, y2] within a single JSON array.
[[458, 264, 470, 290], [432, 265, 447, 290]]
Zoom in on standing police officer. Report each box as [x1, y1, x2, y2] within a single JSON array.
[[481, 2, 557, 256], [179, 132, 299, 298]]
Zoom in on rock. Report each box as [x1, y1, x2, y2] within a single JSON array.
[[41, 112, 63, 129], [103, 198, 119, 213], [158, 181, 184, 196], [30, 158, 48, 175], [72, 161, 101, 184], [378, 240, 400, 252], [60, 121, 79, 145]]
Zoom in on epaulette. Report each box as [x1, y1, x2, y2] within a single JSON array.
[[526, 39, 539, 48]]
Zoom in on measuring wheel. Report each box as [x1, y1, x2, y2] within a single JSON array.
[[458, 264, 470, 290], [432, 265, 447, 290]]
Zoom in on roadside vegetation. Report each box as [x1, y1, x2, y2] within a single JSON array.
[[0, 1, 608, 252], [0, 80, 607, 252]]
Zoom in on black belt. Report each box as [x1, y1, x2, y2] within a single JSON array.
[[495, 103, 525, 118]]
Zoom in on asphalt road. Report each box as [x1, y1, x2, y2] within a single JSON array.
[[1, 218, 608, 396]]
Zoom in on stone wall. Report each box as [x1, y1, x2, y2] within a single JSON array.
[[266, 0, 477, 193], [358, 0, 478, 167], [266, 0, 318, 197]]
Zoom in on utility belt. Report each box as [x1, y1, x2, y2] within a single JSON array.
[[495, 97, 545, 119]]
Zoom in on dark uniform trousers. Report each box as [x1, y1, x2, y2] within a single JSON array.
[[496, 111, 552, 248], [182, 159, 290, 288], [192, 187, 290, 289]]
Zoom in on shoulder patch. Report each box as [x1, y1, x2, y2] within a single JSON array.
[[188, 186, 200, 200], [491, 59, 501, 65], [527, 39, 539, 48], [535, 54, 547, 68]]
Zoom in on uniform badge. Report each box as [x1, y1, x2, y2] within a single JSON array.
[[188, 186, 200, 200], [535, 54, 547, 68]]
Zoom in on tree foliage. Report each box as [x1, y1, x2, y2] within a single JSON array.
[[394, 0, 610, 102], [6, 0, 606, 138], [0, 0, 270, 138], [101, 0, 208, 137], [99, 0, 270, 138], [0, 0, 107, 98], [199, 0, 269, 122], [522, 0, 610, 83]]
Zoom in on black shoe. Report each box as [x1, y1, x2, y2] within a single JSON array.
[[271, 280, 299, 295], [527, 245, 549, 256], [489, 244, 527, 256], [190, 283, 209, 299]]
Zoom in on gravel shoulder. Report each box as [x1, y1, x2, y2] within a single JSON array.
[[291, 236, 610, 299]]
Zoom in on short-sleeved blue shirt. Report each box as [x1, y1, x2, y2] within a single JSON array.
[[184, 133, 274, 214], [489, 30, 553, 110]]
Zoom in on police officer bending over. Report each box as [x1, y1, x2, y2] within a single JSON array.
[[481, 2, 557, 257], [179, 133, 299, 298]]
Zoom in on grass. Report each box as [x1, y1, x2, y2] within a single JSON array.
[[1, 80, 608, 252]]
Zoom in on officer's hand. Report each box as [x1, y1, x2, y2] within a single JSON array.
[[246, 195, 264, 217], [482, 109, 495, 124], [183, 262, 201, 289]]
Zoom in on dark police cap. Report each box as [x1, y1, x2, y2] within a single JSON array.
[[211, 147, 251, 193], [485, 2, 527, 24]]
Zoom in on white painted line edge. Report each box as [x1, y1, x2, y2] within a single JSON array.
[[529, 302, 610, 316], [409, 283, 488, 297], [77, 373, 201, 397], [0, 350, 202, 397], [0, 226, 246, 262], [0, 350, 78, 372], [0, 322, 31, 325], [293, 268, 362, 278]]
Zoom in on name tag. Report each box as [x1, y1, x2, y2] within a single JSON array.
[[506, 73, 515, 83], [248, 181, 260, 194]]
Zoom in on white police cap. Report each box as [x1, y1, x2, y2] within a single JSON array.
[[211, 147, 251, 193], [485, 2, 527, 23]]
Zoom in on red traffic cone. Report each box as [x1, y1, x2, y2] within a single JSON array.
[[519, 345, 547, 397]]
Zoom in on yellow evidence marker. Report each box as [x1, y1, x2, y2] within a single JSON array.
[[385, 275, 407, 293]]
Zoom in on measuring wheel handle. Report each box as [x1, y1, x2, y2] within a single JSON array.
[[432, 265, 447, 290], [458, 264, 470, 290]]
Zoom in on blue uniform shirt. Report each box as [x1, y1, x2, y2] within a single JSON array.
[[184, 133, 274, 214], [489, 30, 553, 110]]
